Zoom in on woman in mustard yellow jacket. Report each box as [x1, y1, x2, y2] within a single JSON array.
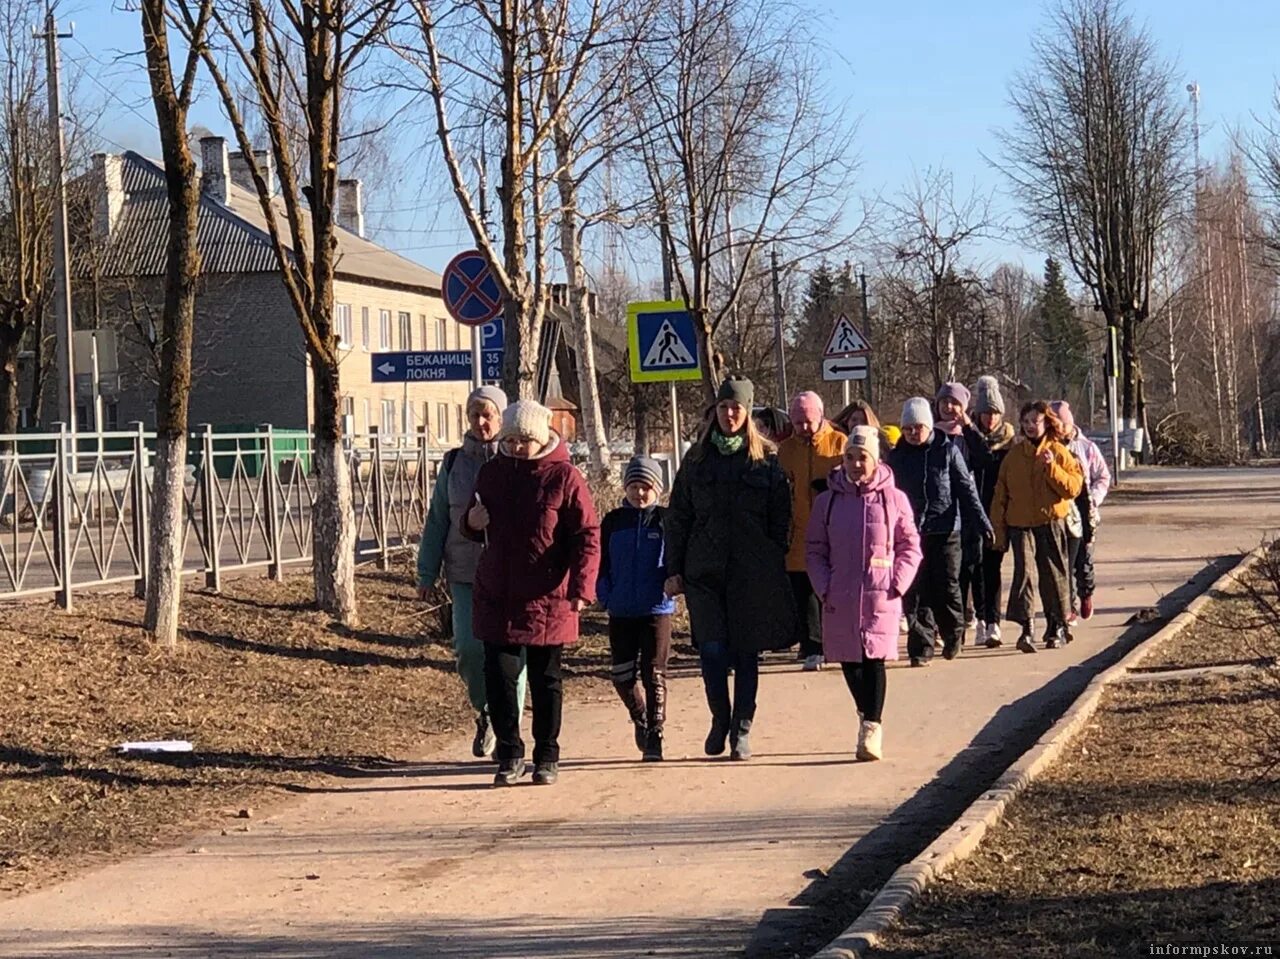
[[778, 391, 846, 670], [990, 401, 1084, 653]]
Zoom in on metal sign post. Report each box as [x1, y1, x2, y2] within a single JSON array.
[[627, 300, 702, 472]]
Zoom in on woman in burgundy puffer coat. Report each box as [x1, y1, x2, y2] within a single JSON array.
[[463, 400, 600, 787], [806, 426, 922, 762]]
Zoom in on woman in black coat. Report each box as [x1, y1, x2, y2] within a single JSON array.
[[665, 376, 794, 761]]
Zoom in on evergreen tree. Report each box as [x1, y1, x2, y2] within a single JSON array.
[[1038, 257, 1090, 401]]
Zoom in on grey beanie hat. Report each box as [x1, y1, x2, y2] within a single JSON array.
[[973, 375, 1005, 416], [623, 456, 664, 493], [716, 375, 754, 408], [467, 385, 508, 414], [901, 397, 934, 430]]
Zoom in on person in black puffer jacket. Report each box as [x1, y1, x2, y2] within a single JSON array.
[[665, 376, 795, 762], [887, 397, 991, 666], [965, 376, 1017, 648]]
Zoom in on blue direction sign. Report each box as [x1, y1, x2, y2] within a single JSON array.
[[372, 351, 474, 383], [480, 319, 504, 382], [372, 350, 502, 383], [442, 251, 503, 327], [627, 300, 702, 383]]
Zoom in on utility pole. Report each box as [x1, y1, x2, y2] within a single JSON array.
[[771, 246, 787, 409], [857, 267, 872, 406], [39, 11, 76, 438]]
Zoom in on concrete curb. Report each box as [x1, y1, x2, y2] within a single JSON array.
[[810, 545, 1266, 959]]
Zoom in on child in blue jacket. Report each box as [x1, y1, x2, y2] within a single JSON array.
[[597, 456, 675, 761]]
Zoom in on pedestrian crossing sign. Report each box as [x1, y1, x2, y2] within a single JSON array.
[[627, 301, 703, 383], [823, 313, 871, 357]]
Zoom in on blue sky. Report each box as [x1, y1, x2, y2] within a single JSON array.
[[61, 0, 1280, 279]]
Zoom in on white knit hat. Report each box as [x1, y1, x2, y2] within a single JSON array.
[[499, 400, 552, 446], [847, 425, 881, 465], [901, 397, 934, 430]]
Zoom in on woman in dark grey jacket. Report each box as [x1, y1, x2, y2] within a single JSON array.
[[665, 376, 794, 761]]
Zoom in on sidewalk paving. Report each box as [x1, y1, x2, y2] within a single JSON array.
[[2, 467, 1278, 959]]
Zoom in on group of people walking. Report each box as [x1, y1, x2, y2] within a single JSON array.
[[416, 373, 1111, 786]]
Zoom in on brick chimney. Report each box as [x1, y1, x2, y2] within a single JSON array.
[[93, 153, 124, 239], [337, 178, 364, 238], [199, 136, 229, 205], [229, 148, 276, 197]]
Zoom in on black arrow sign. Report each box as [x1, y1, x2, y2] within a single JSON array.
[[828, 362, 867, 373]]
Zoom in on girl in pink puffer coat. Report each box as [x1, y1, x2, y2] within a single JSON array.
[[806, 426, 922, 761]]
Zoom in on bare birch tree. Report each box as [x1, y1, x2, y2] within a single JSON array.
[[0, 0, 60, 433], [138, 0, 212, 646], [999, 0, 1188, 427], [178, 0, 396, 625], [632, 0, 856, 400]]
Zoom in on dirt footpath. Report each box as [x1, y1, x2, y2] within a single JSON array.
[[2, 467, 1279, 959]]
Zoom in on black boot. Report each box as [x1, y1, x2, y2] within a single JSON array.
[[704, 686, 731, 755], [643, 727, 664, 762]]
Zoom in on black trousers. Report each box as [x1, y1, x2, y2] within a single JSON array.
[[841, 659, 886, 723], [978, 543, 1006, 625], [609, 614, 672, 731], [789, 571, 823, 658], [958, 534, 982, 624], [484, 643, 563, 765], [904, 532, 963, 660]]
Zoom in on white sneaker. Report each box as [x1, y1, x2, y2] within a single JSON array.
[[803, 654, 824, 672], [973, 621, 988, 646], [857, 721, 883, 761], [855, 716, 867, 754], [985, 622, 1004, 648]]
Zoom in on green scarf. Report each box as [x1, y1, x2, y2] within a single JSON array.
[[710, 429, 745, 455]]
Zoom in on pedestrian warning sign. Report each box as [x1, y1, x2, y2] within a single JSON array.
[[627, 301, 702, 383], [643, 319, 697, 368], [823, 313, 870, 357]]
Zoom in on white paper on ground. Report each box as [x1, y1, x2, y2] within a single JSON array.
[[115, 740, 194, 754]]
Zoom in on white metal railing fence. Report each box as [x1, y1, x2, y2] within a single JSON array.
[[0, 424, 442, 608]]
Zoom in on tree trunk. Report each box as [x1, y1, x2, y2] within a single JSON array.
[[0, 329, 20, 434], [311, 359, 357, 623], [146, 434, 188, 637], [141, 0, 202, 646], [1121, 313, 1139, 424]]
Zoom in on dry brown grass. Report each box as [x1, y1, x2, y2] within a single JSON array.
[[870, 615, 1280, 957], [0, 557, 629, 897]]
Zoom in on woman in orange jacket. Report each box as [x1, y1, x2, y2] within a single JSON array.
[[990, 401, 1084, 653]]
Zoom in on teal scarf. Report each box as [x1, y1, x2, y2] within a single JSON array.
[[710, 429, 745, 455]]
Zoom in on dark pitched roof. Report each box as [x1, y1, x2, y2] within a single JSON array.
[[92, 153, 443, 295]]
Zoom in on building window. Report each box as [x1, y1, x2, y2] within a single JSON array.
[[399, 311, 412, 350], [361, 307, 370, 349], [422, 401, 430, 438], [435, 316, 447, 350], [363, 398, 371, 433], [379, 309, 392, 350], [436, 403, 450, 443], [382, 399, 396, 434], [455, 404, 464, 443], [420, 315, 429, 353], [335, 303, 353, 347]]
